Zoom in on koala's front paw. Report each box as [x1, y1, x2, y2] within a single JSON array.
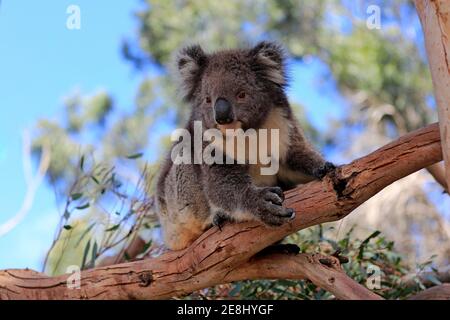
[[313, 161, 336, 179], [253, 186, 296, 226]]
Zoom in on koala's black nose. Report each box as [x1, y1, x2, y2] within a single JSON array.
[[214, 98, 234, 125]]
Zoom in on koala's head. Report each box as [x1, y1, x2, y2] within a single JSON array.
[[175, 41, 288, 131]]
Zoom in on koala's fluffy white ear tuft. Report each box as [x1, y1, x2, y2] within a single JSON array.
[[250, 41, 287, 86], [176, 44, 208, 101]]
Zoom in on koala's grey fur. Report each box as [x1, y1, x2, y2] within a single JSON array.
[[156, 41, 335, 250]]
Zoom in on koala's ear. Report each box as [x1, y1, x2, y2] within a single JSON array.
[[249, 41, 287, 86], [176, 44, 208, 101]]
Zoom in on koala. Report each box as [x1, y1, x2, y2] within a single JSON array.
[[155, 41, 335, 250]]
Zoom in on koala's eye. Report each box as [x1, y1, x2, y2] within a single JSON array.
[[237, 91, 246, 100], [205, 96, 212, 104]]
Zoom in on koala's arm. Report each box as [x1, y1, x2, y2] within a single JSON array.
[[285, 125, 335, 179], [202, 163, 295, 226]]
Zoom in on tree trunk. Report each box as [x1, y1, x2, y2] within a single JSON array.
[[416, 0, 450, 192]]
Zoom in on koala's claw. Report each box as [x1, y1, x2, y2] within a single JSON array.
[[266, 186, 285, 201], [212, 213, 227, 231], [263, 188, 284, 205], [254, 187, 295, 226], [313, 161, 336, 179], [259, 206, 295, 226]]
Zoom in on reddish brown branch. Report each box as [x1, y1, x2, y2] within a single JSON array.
[[225, 252, 383, 300], [0, 123, 443, 300], [408, 284, 450, 300], [402, 266, 450, 288], [426, 162, 448, 192]]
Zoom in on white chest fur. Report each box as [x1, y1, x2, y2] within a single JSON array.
[[214, 107, 300, 187], [248, 108, 291, 186]]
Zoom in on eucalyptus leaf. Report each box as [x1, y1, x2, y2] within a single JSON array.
[[76, 203, 90, 210], [126, 152, 143, 159], [71, 193, 83, 201], [81, 239, 91, 270]]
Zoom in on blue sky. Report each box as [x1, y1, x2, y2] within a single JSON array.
[[0, 1, 142, 270], [0, 1, 347, 271]]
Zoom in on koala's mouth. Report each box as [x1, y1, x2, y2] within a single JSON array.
[[216, 120, 243, 135]]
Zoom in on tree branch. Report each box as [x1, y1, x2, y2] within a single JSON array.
[[401, 266, 450, 288], [408, 284, 450, 300], [224, 252, 383, 300], [426, 162, 448, 193], [0, 131, 51, 237], [0, 123, 443, 300]]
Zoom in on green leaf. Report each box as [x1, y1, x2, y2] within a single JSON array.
[[91, 175, 100, 184], [229, 283, 242, 297], [63, 225, 72, 230], [141, 240, 153, 254], [81, 239, 91, 269], [80, 155, 85, 170], [126, 152, 143, 159], [105, 224, 120, 232], [76, 203, 90, 210], [277, 279, 296, 287], [91, 241, 98, 268], [358, 231, 381, 260], [360, 231, 381, 246], [123, 252, 131, 261], [71, 193, 83, 201], [143, 222, 152, 229]]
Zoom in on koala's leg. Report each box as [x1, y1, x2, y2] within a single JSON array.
[[285, 126, 335, 179], [202, 163, 295, 226], [156, 163, 212, 250]]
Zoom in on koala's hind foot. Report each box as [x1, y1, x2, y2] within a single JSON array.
[[212, 211, 229, 231], [246, 186, 296, 226], [312, 161, 336, 179]]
